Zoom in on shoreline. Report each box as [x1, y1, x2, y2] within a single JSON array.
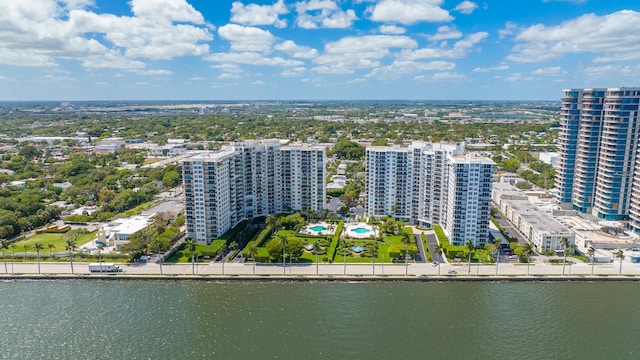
[[2, 274, 639, 282]]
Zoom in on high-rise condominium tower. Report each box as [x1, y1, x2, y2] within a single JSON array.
[[365, 142, 494, 246], [555, 88, 640, 223], [182, 140, 325, 244]]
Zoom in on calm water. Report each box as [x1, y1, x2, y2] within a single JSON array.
[[1, 280, 639, 359]]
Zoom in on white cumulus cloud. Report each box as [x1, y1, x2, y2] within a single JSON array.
[[368, 0, 452, 25], [274, 41, 319, 59], [531, 66, 565, 76], [366, 60, 455, 80], [295, 0, 357, 29], [0, 0, 212, 70], [379, 25, 406, 34], [313, 35, 418, 73], [231, 0, 289, 28], [454, 1, 478, 15], [218, 24, 275, 52], [206, 52, 303, 67], [473, 64, 509, 72], [402, 32, 488, 60], [507, 10, 640, 63], [426, 26, 463, 41]]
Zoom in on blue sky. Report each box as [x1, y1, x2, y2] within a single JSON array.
[[1, 0, 640, 101]]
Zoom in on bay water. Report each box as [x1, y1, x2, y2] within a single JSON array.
[[1, 280, 638, 359]]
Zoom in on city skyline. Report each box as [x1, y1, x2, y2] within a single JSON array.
[[1, 0, 640, 101]]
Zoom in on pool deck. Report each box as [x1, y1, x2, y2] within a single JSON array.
[[299, 222, 335, 236], [343, 223, 378, 239]]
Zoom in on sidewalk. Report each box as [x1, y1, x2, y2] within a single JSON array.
[[3, 258, 640, 278]]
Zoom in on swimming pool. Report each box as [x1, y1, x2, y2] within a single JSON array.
[[351, 227, 371, 234]]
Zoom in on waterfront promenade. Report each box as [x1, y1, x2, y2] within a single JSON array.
[[2, 259, 640, 279]]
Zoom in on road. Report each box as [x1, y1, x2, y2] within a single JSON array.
[[424, 232, 445, 263], [3, 258, 640, 277], [413, 233, 427, 263]]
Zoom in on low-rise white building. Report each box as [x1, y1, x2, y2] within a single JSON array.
[[493, 182, 575, 252], [538, 152, 559, 168], [97, 214, 156, 248]]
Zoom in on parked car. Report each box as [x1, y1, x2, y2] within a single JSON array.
[[448, 269, 457, 274]]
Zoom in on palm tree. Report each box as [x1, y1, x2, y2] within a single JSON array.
[[266, 214, 278, 235], [96, 244, 105, 274], [248, 245, 258, 275], [64, 239, 77, 274], [616, 249, 624, 275], [465, 240, 475, 275], [522, 243, 534, 276], [561, 237, 570, 276], [277, 234, 288, 276], [402, 232, 412, 276], [588, 246, 596, 275], [0, 240, 8, 274], [185, 239, 197, 275], [23, 244, 30, 261], [313, 242, 321, 276], [218, 243, 227, 275], [434, 244, 443, 276], [33, 242, 43, 275], [229, 241, 238, 262], [47, 243, 56, 258]]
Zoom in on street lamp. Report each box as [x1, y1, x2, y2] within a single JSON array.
[[343, 248, 348, 275]]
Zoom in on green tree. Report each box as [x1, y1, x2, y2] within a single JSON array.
[[185, 239, 197, 275], [162, 170, 181, 188], [286, 237, 305, 261], [33, 242, 43, 275], [561, 237, 569, 276], [588, 246, 596, 275]]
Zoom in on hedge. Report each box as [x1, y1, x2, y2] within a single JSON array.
[[242, 224, 273, 258], [326, 221, 343, 262]]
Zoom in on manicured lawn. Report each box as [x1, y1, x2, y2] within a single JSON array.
[[14, 231, 96, 254], [257, 229, 415, 263], [166, 240, 226, 263]]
